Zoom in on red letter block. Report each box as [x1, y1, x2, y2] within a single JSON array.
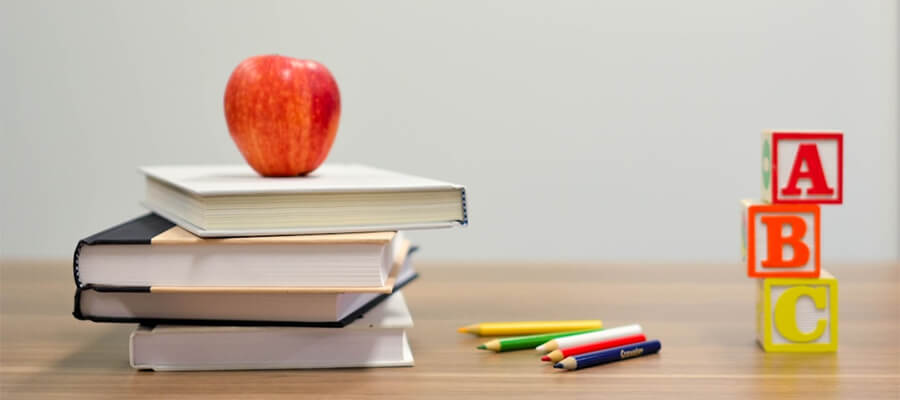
[[742, 200, 820, 278], [761, 131, 843, 204]]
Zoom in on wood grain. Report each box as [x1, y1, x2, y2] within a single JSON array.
[[1, 260, 898, 399]]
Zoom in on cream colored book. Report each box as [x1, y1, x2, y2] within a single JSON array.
[[140, 164, 468, 237], [75, 214, 409, 289]]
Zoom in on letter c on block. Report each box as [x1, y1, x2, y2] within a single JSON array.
[[774, 286, 827, 343]]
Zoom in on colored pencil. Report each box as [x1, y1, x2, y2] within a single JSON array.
[[536, 324, 642, 352], [457, 320, 603, 336], [554, 340, 661, 371], [541, 333, 646, 362], [477, 329, 601, 352]]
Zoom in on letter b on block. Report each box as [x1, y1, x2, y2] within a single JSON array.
[[756, 271, 838, 352], [742, 200, 820, 278]]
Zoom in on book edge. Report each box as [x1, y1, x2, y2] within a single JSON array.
[[140, 164, 464, 196]]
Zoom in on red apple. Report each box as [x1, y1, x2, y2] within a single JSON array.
[[224, 55, 340, 177]]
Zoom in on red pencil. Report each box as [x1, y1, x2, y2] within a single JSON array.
[[541, 333, 647, 363]]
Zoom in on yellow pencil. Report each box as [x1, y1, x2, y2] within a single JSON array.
[[457, 320, 602, 336]]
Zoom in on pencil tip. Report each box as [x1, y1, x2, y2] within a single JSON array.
[[457, 327, 468, 333], [477, 344, 486, 350], [535, 345, 545, 352], [540, 356, 550, 362], [553, 363, 564, 369]]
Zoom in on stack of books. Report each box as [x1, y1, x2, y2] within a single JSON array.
[[72, 164, 467, 370]]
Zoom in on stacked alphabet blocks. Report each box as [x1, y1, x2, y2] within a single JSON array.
[[742, 131, 843, 352]]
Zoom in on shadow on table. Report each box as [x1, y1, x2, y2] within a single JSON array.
[[53, 327, 133, 370], [3, 327, 132, 398]]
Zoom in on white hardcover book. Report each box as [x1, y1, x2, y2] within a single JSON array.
[[140, 164, 468, 237], [130, 293, 415, 371]]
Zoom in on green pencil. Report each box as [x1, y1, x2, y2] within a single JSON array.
[[476, 329, 602, 352]]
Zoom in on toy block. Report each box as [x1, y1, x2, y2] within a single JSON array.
[[742, 200, 820, 278], [761, 131, 843, 204], [756, 270, 838, 352]]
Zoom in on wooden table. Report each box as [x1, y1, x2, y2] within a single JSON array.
[[2, 261, 898, 399]]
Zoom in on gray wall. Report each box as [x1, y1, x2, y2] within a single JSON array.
[[2, 0, 897, 262]]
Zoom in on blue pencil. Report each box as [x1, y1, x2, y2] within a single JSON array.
[[553, 340, 661, 370]]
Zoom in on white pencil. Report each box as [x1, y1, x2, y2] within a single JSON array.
[[535, 324, 643, 353]]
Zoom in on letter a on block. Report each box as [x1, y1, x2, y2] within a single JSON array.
[[761, 131, 843, 204], [742, 200, 820, 278], [757, 271, 838, 352], [781, 144, 835, 197]]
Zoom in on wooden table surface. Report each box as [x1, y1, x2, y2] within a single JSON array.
[[1, 260, 898, 399]]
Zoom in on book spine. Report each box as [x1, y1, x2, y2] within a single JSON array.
[[72, 284, 152, 320], [71, 283, 85, 320], [72, 240, 86, 287], [460, 187, 469, 226], [72, 213, 175, 287]]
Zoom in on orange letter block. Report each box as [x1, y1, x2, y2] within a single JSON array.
[[741, 200, 820, 278]]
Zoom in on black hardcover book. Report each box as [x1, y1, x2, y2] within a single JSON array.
[[72, 214, 418, 327]]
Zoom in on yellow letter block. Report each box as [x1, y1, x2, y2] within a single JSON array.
[[756, 270, 838, 352]]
